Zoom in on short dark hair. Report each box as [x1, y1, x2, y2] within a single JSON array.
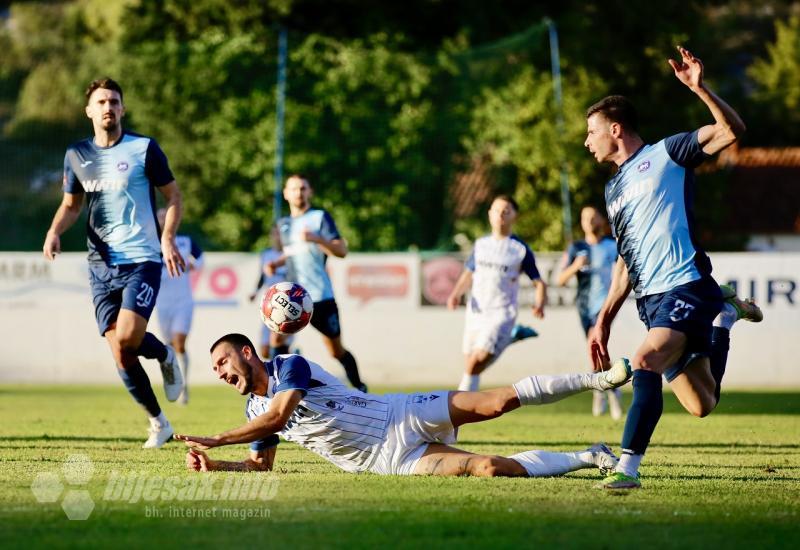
[[210, 333, 258, 355], [85, 78, 124, 104], [285, 174, 311, 187], [493, 194, 519, 212], [586, 95, 638, 132]]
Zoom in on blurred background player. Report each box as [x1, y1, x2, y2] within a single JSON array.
[[447, 195, 546, 392], [154, 207, 204, 405], [557, 205, 623, 419], [42, 78, 185, 448], [249, 223, 295, 359], [265, 175, 367, 392]]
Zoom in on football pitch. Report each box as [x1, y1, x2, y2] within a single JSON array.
[[1, 385, 798, 549]]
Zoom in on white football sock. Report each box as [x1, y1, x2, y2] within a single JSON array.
[[616, 453, 643, 477], [713, 302, 738, 330], [179, 352, 189, 382], [513, 373, 594, 405], [459, 374, 480, 392], [509, 450, 594, 477], [149, 411, 168, 427]]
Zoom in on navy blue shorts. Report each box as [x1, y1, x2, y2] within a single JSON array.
[[310, 299, 342, 338], [580, 312, 598, 336], [88, 261, 162, 336], [636, 276, 723, 382]]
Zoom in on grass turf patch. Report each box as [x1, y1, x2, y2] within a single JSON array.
[[0, 385, 798, 549]]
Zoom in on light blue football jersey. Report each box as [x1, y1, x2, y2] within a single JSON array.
[[278, 209, 341, 302], [63, 131, 174, 265], [604, 131, 712, 298]]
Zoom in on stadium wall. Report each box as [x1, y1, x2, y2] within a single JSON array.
[[0, 252, 797, 387]]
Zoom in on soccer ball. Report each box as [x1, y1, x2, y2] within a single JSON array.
[[260, 282, 314, 335]]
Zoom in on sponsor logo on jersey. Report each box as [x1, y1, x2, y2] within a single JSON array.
[[637, 160, 651, 173], [607, 178, 654, 218], [117, 161, 129, 172], [80, 178, 129, 192], [346, 396, 368, 408], [325, 400, 344, 411]]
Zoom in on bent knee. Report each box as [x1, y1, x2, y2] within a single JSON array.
[[472, 456, 520, 477], [686, 398, 716, 418]]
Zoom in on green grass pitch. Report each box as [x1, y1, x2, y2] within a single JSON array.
[[1, 385, 798, 549]]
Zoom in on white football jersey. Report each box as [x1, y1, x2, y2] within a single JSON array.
[[245, 356, 390, 473], [158, 235, 203, 306], [466, 234, 540, 315]]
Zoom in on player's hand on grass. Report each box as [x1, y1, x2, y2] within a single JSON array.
[[587, 324, 611, 372], [43, 231, 61, 260], [186, 449, 213, 472], [174, 433, 220, 450], [669, 45, 704, 91]]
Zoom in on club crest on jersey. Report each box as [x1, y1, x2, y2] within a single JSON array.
[[117, 161, 129, 172], [637, 160, 651, 173]]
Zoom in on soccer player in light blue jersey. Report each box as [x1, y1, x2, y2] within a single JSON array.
[[448, 195, 546, 392], [43, 78, 186, 448], [176, 333, 631, 477], [557, 206, 623, 419], [583, 47, 762, 489], [265, 175, 366, 392]]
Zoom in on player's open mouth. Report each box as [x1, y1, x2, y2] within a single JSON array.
[[228, 374, 239, 386]]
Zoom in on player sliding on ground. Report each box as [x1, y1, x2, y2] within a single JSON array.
[[584, 46, 763, 489], [176, 333, 631, 477]]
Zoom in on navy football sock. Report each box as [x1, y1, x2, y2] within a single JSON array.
[[338, 351, 363, 388], [710, 327, 730, 403], [620, 369, 663, 455], [137, 332, 167, 362], [117, 361, 161, 417]]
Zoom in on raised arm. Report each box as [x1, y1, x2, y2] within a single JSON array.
[[669, 45, 746, 155], [587, 256, 631, 371], [43, 192, 84, 260]]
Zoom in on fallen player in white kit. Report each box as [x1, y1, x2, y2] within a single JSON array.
[[176, 333, 632, 477]]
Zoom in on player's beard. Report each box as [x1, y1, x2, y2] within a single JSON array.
[[101, 115, 119, 132], [239, 365, 254, 395]]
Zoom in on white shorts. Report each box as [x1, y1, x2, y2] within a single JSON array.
[[369, 391, 457, 476], [157, 302, 194, 342], [462, 311, 515, 357]]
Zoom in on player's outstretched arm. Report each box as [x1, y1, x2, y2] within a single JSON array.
[[186, 448, 276, 473], [588, 256, 631, 371], [668, 45, 746, 156], [43, 192, 83, 260], [556, 254, 588, 286], [175, 390, 303, 450]]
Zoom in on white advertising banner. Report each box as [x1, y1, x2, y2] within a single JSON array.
[[0, 252, 797, 387]]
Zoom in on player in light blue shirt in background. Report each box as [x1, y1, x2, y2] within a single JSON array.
[[265, 175, 367, 392], [584, 47, 762, 489], [558, 205, 623, 419]]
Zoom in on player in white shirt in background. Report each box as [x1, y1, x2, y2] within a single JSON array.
[[176, 333, 633, 477], [249, 224, 295, 359], [447, 195, 547, 392], [155, 207, 203, 404]]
